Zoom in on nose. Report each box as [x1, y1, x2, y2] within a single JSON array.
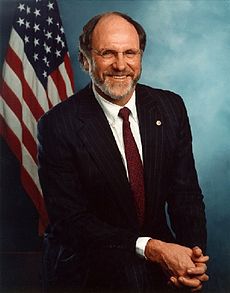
[[112, 52, 126, 71]]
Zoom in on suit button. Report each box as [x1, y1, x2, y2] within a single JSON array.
[[156, 120, 162, 126]]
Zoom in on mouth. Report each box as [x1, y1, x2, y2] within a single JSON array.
[[106, 74, 131, 81], [112, 75, 127, 79]]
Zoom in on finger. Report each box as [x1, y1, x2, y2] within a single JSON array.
[[178, 276, 201, 288], [195, 262, 207, 268], [192, 255, 209, 263], [195, 273, 209, 282], [169, 276, 183, 288], [192, 246, 203, 257], [195, 262, 208, 268], [187, 264, 207, 275], [191, 284, 203, 292]]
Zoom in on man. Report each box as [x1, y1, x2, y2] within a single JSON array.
[[38, 12, 209, 292]]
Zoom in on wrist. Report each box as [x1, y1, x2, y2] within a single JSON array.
[[144, 239, 165, 263]]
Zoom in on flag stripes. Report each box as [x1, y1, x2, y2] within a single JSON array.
[[0, 0, 75, 233]]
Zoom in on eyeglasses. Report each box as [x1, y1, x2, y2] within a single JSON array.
[[91, 48, 142, 60]]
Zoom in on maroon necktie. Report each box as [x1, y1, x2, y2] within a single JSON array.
[[119, 107, 145, 226]]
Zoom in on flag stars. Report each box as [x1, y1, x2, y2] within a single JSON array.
[[44, 43, 51, 54], [55, 49, 61, 57], [12, 0, 69, 84], [33, 23, 40, 32], [25, 21, 30, 29], [18, 3, 25, 12], [26, 6, 31, 14], [24, 35, 29, 43], [17, 17, 24, 26], [34, 38, 39, 47], [34, 8, 41, 17], [42, 71, 47, 78], [43, 56, 48, 63], [47, 2, 54, 10], [45, 45, 51, 54], [43, 56, 50, 67], [33, 53, 39, 61], [45, 31, 52, 39], [46, 17, 53, 25], [55, 35, 62, 43]]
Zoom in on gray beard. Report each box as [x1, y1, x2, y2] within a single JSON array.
[[89, 72, 140, 101]]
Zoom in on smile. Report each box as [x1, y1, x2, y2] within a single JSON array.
[[107, 75, 130, 80], [113, 75, 127, 79]]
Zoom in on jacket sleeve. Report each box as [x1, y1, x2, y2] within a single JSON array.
[[37, 108, 138, 255], [166, 95, 207, 252]]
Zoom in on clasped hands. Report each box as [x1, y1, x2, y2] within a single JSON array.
[[145, 239, 209, 291]]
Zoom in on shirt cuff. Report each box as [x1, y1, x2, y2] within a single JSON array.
[[136, 237, 152, 258]]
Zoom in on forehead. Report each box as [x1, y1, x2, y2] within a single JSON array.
[[92, 14, 140, 49]]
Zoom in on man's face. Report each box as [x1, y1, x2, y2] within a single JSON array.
[[88, 15, 142, 104]]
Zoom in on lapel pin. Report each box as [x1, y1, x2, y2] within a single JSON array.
[[156, 120, 162, 126]]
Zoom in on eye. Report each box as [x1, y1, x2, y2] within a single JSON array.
[[124, 50, 138, 58], [100, 50, 115, 59]]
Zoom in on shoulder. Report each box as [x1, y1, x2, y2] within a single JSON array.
[[136, 83, 184, 105], [136, 83, 187, 117], [38, 84, 92, 126]]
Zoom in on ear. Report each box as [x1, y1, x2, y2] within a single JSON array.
[[82, 55, 89, 71], [78, 51, 90, 72]]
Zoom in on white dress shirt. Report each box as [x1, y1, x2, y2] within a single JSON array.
[[93, 85, 151, 258]]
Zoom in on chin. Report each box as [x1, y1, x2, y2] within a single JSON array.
[[103, 87, 133, 101], [103, 80, 136, 100], [108, 91, 132, 100]]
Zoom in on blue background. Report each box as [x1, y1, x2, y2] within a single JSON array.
[[1, 1, 230, 292]]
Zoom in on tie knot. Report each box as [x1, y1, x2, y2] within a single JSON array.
[[118, 107, 131, 122]]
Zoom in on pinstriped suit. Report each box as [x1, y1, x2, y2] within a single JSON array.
[[38, 83, 207, 292]]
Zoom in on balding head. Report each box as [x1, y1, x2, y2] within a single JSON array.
[[78, 12, 146, 67]]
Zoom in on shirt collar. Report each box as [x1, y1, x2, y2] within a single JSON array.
[[93, 84, 138, 125]]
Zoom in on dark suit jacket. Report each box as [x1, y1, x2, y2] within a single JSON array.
[[37, 83, 207, 290]]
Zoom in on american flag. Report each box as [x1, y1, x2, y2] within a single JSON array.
[[0, 0, 75, 233]]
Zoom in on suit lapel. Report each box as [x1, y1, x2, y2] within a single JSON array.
[[76, 86, 138, 227], [136, 85, 164, 222], [75, 84, 164, 227]]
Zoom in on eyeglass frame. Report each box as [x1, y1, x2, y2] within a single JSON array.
[[90, 48, 143, 60]]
